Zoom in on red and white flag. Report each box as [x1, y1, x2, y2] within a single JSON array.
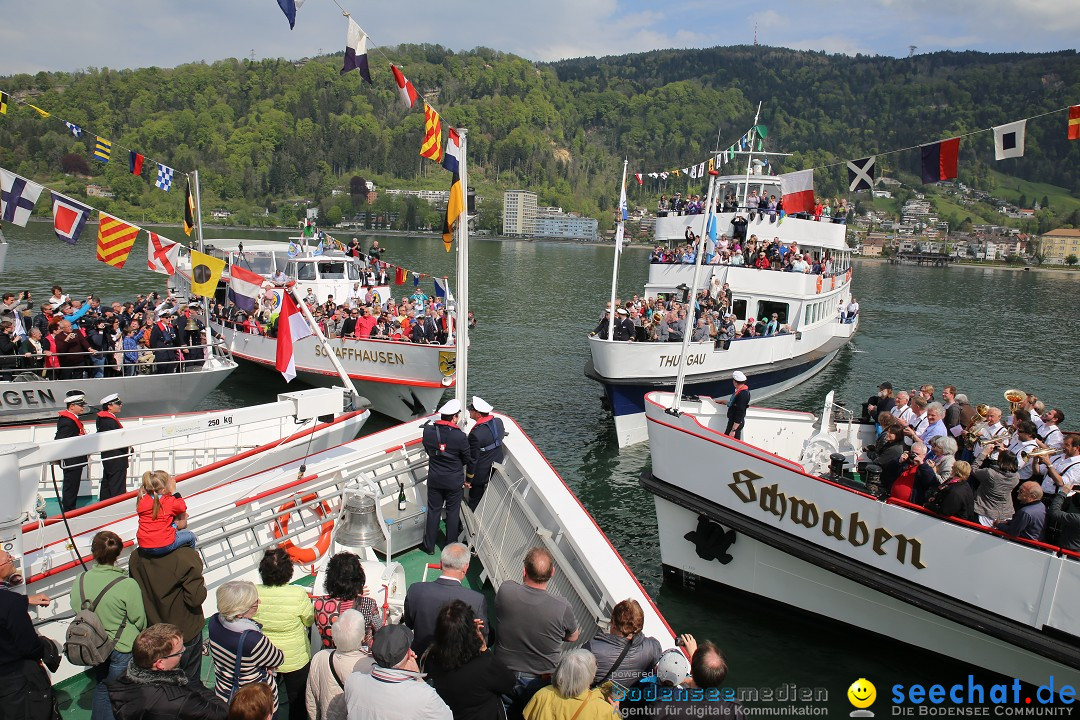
[[227, 264, 266, 313], [780, 169, 815, 214], [51, 192, 92, 245], [275, 291, 313, 382], [391, 64, 419, 109], [147, 232, 181, 275]]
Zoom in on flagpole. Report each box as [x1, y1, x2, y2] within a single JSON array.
[[453, 128, 470, 423], [739, 102, 763, 210], [286, 283, 366, 406], [607, 159, 628, 342], [669, 170, 719, 415], [192, 169, 206, 255]]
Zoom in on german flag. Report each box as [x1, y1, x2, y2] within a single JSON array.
[[96, 213, 140, 269], [183, 178, 195, 236]]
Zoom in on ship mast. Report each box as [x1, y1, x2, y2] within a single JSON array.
[[454, 129, 471, 416], [606, 159, 629, 342]]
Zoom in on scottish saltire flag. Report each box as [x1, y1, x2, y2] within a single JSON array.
[[156, 164, 174, 191], [846, 156, 876, 192], [129, 151, 144, 176], [993, 120, 1026, 160], [94, 137, 112, 163], [420, 104, 443, 162], [0, 169, 44, 226], [341, 17, 373, 83], [391, 65, 419, 109], [65, 121, 83, 137], [433, 277, 448, 299], [51, 192, 92, 245]]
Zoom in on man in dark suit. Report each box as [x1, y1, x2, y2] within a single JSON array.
[[421, 399, 470, 554], [149, 314, 179, 374], [96, 393, 129, 502], [401, 542, 487, 655], [55, 389, 89, 511]]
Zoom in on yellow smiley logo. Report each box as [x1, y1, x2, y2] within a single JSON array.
[[847, 678, 876, 709]]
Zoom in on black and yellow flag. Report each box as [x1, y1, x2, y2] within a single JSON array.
[[189, 250, 225, 298], [183, 178, 195, 236], [441, 128, 463, 253], [0, 91, 8, 115]]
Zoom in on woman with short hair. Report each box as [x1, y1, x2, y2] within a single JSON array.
[[973, 450, 1020, 527], [583, 598, 662, 687], [253, 548, 314, 720], [523, 649, 616, 720], [312, 552, 382, 650], [425, 600, 514, 720], [208, 580, 285, 710], [925, 461, 976, 522], [70, 531, 147, 720]]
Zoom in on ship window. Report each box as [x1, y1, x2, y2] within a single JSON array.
[[805, 305, 811, 324], [348, 263, 361, 280], [296, 263, 317, 281], [756, 301, 788, 325], [317, 261, 346, 279], [732, 299, 747, 321]]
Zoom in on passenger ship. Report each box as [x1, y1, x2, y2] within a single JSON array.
[[640, 389, 1080, 685], [173, 240, 454, 422], [586, 168, 858, 447]]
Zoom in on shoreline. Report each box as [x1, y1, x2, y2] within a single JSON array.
[[852, 256, 1080, 277]]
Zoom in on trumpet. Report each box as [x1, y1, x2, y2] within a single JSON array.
[[978, 428, 1015, 446], [1021, 447, 1063, 462]]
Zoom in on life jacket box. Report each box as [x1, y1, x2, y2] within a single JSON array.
[[374, 495, 426, 555]]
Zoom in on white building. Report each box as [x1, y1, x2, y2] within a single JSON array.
[[535, 215, 598, 241], [503, 190, 538, 237]]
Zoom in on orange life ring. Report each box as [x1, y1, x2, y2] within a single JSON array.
[[831, 276, 836, 290], [272, 494, 334, 564], [815, 276, 823, 293]]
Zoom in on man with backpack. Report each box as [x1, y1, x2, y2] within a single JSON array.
[[67, 531, 147, 720]]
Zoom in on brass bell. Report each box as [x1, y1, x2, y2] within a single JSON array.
[[335, 491, 383, 549]]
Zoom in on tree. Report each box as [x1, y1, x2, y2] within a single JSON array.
[[60, 153, 91, 176], [1018, 193, 1027, 208], [1066, 254, 1078, 266], [1042, 195, 1050, 209], [325, 205, 343, 226], [350, 176, 369, 203]]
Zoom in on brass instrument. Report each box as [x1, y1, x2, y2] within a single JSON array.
[[977, 427, 1015, 446], [1004, 389, 1026, 414], [975, 403, 990, 419], [962, 419, 989, 449], [1023, 447, 1063, 461]]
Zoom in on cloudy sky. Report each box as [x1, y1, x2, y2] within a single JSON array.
[[1, 0, 1077, 74]]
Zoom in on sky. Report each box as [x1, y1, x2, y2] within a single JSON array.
[[0, 0, 1077, 75]]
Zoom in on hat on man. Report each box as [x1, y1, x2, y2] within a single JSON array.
[[655, 648, 691, 686], [64, 390, 86, 406], [438, 398, 462, 416], [101, 393, 121, 407], [470, 396, 493, 414], [616, 308, 629, 315], [371, 624, 413, 668], [878, 381, 893, 391], [732, 370, 747, 383]]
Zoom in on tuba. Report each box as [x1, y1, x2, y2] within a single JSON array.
[[1003, 389, 1026, 414]]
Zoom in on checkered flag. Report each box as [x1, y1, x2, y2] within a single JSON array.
[[155, 164, 173, 191]]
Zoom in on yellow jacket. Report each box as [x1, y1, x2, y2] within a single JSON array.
[[255, 584, 315, 672]]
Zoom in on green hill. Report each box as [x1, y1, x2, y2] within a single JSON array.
[[0, 45, 1077, 233]]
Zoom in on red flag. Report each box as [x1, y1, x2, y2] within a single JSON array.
[[920, 138, 960, 183], [275, 292, 313, 382], [395, 267, 407, 285], [634, 173, 643, 185], [129, 151, 144, 176], [780, 170, 815, 214], [96, 213, 140, 268], [391, 64, 419, 109], [420, 103, 443, 162], [1069, 106, 1080, 141]]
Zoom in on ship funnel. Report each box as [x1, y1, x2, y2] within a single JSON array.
[[335, 491, 383, 549]]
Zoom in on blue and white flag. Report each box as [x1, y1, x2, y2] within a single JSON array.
[[155, 164, 174, 191], [615, 179, 628, 253], [0, 168, 44, 227], [313, 240, 324, 256], [288, 241, 300, 258], [433, 276, 448, 299], [413, 272, 420, 288], [65, 121, 83, 137]]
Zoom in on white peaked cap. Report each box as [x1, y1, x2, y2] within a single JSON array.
[[471, 396, 492, 414], [439, 398, 462, 416]]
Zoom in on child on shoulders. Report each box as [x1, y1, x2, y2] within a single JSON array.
[[136, 470, 197, 556]]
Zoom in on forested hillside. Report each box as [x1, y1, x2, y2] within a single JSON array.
[[0, 44, 1077, 232]]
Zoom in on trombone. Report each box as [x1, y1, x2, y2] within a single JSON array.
[[977, 427, 1015, 446]]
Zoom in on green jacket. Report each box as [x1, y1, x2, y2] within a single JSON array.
[[70, 564, 147, 654], [254, 584, 314, 673]]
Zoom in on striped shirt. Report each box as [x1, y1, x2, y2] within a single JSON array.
[[208, 613, 285, 709]]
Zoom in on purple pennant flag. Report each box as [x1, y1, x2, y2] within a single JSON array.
[[277, 0, 296, 28], [341, 17, 372, 83]]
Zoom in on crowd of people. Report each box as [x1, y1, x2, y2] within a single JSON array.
[[1, 536, 744, 720], [860, 383, 1080, 550], [0, 286, 211, 379], [650, 231, 843, 277], [656, 190, 851, 225]]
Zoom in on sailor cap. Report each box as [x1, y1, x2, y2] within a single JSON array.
[[65, 390, 87, 405], [732, 370, 747, 382], [470, 396, 492, 414], [101, 393, 122, 406], [439, 398, 462, 416]]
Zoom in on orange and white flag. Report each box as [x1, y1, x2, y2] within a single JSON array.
[[96, 213, 140, 269]]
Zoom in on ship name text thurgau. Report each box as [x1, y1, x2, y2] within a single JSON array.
[[728, 469, 926, 569]]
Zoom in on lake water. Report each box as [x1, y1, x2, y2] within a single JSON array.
[[4, 222, 1078, 710]]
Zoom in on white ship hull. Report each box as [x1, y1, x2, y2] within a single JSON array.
[[641, 391, 1080, 686], [218, 322, 451, 422]]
